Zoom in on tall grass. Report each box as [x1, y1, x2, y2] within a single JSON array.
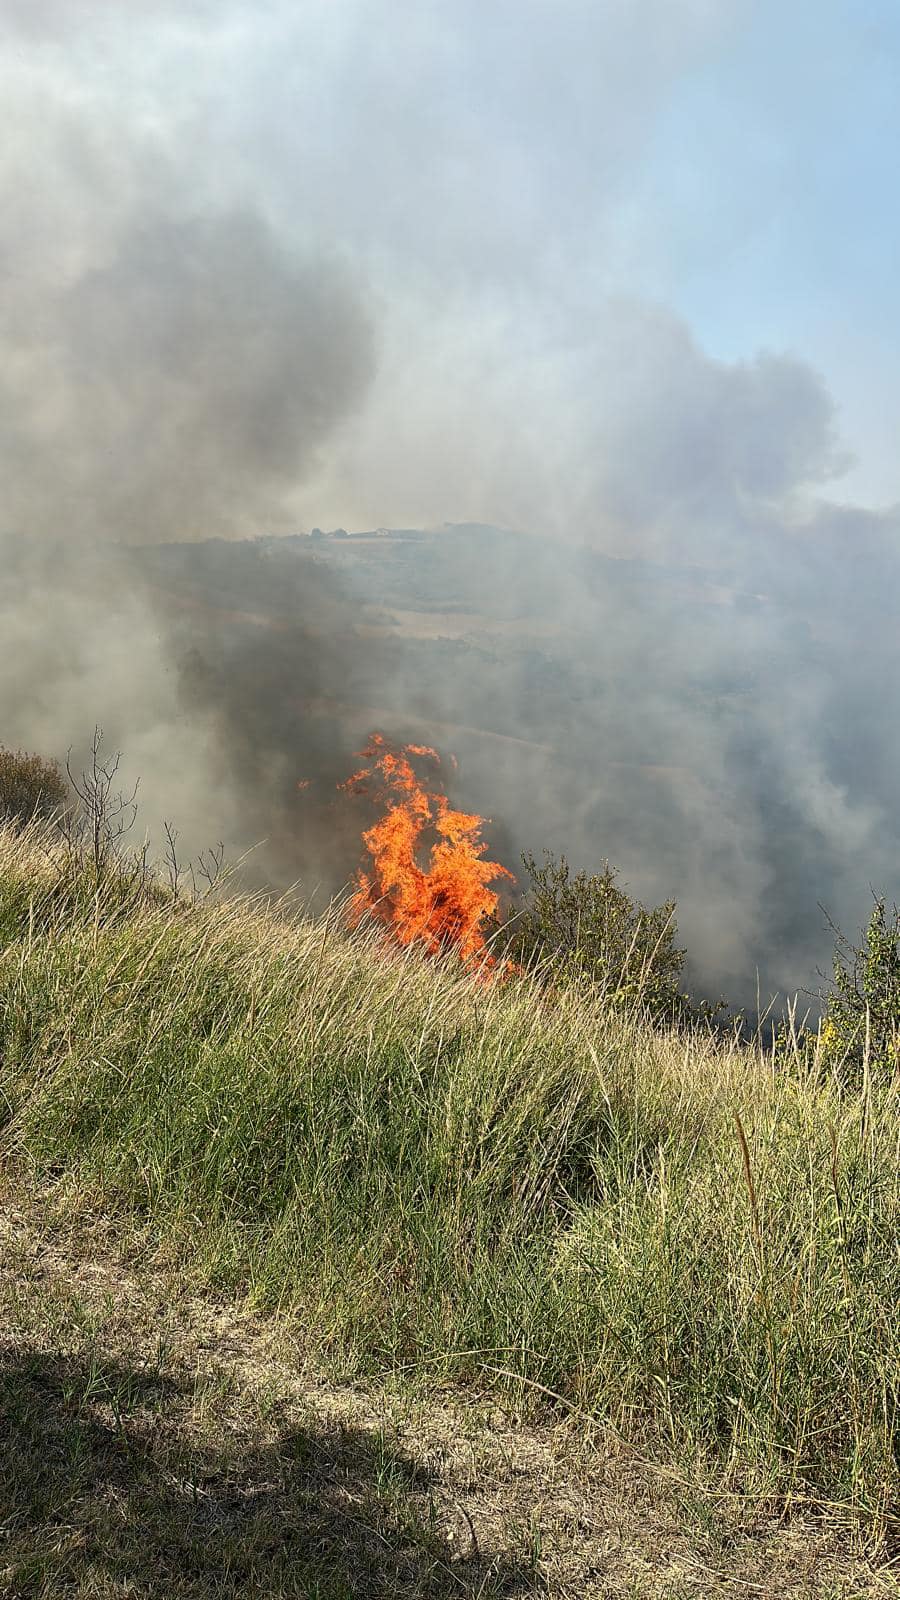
[[0, 821, 897, 1523]]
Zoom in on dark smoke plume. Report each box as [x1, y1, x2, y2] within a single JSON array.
[[0, 166, 374, 859]]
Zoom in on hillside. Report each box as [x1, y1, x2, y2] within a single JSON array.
[[119, 521, 900, 1016], [0, 820, 897, 1594], [4, 1185, 895, 1599]]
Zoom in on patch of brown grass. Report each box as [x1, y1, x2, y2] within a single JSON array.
[[1, 1177, 896, 1600]]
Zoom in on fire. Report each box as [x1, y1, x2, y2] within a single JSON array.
[[340, 733, 513, 969]]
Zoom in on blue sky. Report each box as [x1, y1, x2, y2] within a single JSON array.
[[633, 0, 900, 505]]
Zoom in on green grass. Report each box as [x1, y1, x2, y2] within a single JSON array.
[[0, 821, 898, 1533]]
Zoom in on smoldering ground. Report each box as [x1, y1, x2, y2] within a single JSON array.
[[2, 0, 899, 1014]]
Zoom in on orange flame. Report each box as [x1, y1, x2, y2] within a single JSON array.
[[340, 733, 513, 970]]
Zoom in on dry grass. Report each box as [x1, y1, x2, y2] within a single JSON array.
[[0, 818, 898, 1581], [1, 1179, 897, 1599]]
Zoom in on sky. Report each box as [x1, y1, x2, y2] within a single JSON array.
[[632, 0, 900, 509]]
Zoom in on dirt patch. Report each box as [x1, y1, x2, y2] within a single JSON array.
[[0, 1182, 896, 1599]]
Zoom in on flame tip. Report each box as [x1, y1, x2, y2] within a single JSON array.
[[336, 731, 514, 975]]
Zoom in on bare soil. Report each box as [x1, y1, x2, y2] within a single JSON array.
[[1, 1180, 896, 1599]]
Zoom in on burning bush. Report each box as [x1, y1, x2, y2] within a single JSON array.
[[341, 734, 513, 971]]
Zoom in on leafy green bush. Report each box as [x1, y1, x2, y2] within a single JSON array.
[[499, 850, 690, 1021], [0, 746, 68, 829], [819, 898, 900, 1083]]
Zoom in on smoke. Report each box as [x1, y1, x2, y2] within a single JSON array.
[[0, 0, 229, 37], [284, 295, 900, 1006], [2, 0, 898, 1012], [3, 212, 371, 546], [0, 11, 375, 858], [0, 202, 374, 855]]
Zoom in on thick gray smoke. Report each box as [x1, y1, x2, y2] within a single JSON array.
[[2, 0, 898, 1013], [1, 210, 372, 546], [0, 50, 374, 856]]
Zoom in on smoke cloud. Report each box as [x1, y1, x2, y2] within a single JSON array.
[[0, 8, 375, 858], [2, 0, 898, 1013], [0, 200, 373, 545]]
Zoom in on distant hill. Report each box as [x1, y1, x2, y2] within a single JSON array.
[[118, 521, 898, 1013]]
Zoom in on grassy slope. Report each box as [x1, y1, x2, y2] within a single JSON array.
[[3, 1187, 894, 1600], [0, 823, 897, 1551]]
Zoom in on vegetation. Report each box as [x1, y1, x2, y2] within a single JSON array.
[[2, 1197, 535, 1599], [818, 898, 900, 1084], [63, 723, 141, 878], [499, 849, 692, 1021], [8, 1195, 889, 1599], [0, 818, 897, 1545], [0, 745, 68, 829]]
